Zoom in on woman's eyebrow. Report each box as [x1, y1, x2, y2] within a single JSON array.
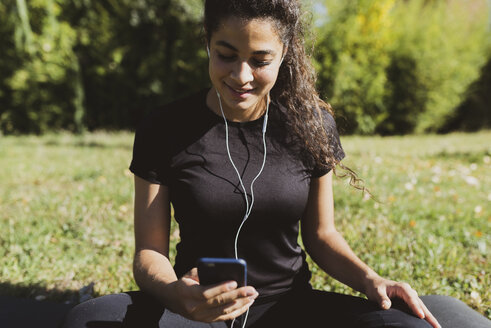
[[216, 40, 237, 51], [215, 40, 276, 56], [253, 49, 276, 56]]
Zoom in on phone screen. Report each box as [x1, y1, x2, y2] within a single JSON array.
[[197, 258, 247, 287]]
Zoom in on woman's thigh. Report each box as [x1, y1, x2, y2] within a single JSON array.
[[248, 289, 432, 328], [59, 291, 226, 328], [420, 295, 491, 328], [58, 290, 491, 328]]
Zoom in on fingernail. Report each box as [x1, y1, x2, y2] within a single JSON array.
[[419, 310, 425, 318], [382, 300, 390, 309], [227, 281, 237, 289], [246, 290, 258, 298]]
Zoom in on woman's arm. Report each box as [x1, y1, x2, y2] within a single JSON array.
[[132, 175, 257, 322], [132, 175, 177, 303], [301, 171, 440, 328], [300, 171, 376, 293]]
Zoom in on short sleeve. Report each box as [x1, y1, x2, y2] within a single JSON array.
[[311, 110, 346, 178], [129, 109, 170, 185]]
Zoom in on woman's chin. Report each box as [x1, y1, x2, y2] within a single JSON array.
[[221, 94, 259, 113]]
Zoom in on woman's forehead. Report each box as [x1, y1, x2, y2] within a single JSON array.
[[211, 17, 284, 52]]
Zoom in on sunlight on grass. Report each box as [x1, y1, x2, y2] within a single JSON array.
[[0, 131, 489, 318]]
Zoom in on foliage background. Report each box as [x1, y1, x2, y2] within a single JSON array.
[[0, 0, 490, 135]]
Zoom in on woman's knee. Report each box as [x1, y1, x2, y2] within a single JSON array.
[[421, 295, 491, 328], [60, 292, 163, 328], [354, 307, 432, 328], [60, 293, 134, 328]]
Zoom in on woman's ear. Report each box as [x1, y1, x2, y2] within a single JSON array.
[[280, 46, 288, 64], [204, 32, 211, 58], [205, 37, 211, 58]]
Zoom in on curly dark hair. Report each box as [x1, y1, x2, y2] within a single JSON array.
[[204, 0, 367, 193]]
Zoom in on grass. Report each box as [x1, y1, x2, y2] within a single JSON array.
[[0, 131, 489, 318]]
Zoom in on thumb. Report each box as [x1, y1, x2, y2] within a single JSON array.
[[372, 287, 392, 310], [183, 267, 200, 284], [380, 297, 392, 310]]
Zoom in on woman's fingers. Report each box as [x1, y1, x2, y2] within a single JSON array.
[[209, 296, 256, 322], [201, 280, 257, 305], [418, 298, 441, 328], [202, 280, 239, 299], [191, 286, 257, 323], [183, 267, 200, 283], [177, 267, 259, 322], [372, 284, 392, 310], [387, 283, 441, 328], [367, 278, 441, 328], [205, 285, 258, 308], [181, 281, 257, 322], [385, 282, 422, 318]]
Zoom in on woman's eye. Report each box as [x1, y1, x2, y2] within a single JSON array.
[[217, 53, 271, 67], [218, 54, 236, 62], [252, 59, 271, 67]]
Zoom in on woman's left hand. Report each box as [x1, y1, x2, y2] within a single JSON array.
[[364, 276, 441, 328]]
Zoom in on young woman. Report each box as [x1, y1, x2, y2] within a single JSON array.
[[61, 1, 490, 327]]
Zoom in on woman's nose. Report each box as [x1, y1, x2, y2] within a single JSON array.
[[231, 61, 254, 85]]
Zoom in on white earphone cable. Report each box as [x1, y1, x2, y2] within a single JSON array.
[[234, 105, 268, 258], [217, 91, 251, 231], [215, 90, 269, 328]]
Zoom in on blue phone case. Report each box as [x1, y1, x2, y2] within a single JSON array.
[[197, 257, 247, 287]]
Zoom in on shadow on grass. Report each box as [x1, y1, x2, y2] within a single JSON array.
[[44, 139, 132, 150], [0, 281, 80, 302], [0, 282, 85, 328]]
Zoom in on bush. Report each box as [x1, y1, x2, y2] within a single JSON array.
[[315, 0, 490, 135], [440, 49, 491, 132], [0, 0, 80, 134], [315, 0, 395, 134], [387, 0, 490, 134], [0, 0, 208, 134]]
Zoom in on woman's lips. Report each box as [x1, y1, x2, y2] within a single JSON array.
[[225, 83, 255, 99]]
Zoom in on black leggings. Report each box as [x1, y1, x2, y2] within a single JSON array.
[[60, 289, 491, 328]]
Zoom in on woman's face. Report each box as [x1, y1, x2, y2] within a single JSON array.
[[208, 17, 285, 118]]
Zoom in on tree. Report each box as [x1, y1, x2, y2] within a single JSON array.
[[0, 0, 208, 134]]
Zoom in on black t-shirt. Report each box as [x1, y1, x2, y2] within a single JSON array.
[[129, 89, 345, 298]]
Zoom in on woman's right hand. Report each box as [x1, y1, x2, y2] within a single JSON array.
[[165, 268, 258, 323]]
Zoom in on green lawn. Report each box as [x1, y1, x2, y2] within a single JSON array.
[[0, 131, 489, 318]]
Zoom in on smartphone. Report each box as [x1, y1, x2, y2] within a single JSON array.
[[197, 257, 247, 287]]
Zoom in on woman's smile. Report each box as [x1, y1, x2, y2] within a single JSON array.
[[224, 82, 256, 99]]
